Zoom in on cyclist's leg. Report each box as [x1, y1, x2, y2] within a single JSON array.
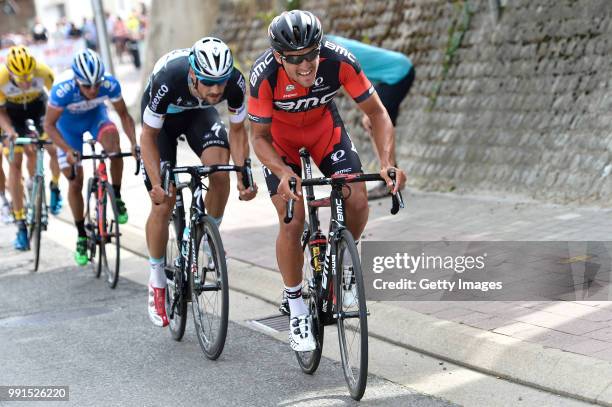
[[142, 114, 179, 327], [56, 121, 87, 233], [184, 108, 230, 222], [311, 106, 368, 242]]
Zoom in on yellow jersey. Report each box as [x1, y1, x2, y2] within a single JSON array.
[[0, 61, 54, 108]]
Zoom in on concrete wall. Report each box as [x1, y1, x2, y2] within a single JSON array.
[[146, 0, 612, 205]]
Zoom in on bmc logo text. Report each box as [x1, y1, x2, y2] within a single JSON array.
[[274, 90, 338, 112], [250, 52, 274, 87], [324, 41, 356, 64]]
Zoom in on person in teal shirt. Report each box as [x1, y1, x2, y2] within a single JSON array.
[[326, 35, 415, 199]]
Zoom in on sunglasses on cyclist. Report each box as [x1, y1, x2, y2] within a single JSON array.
[[197, 77, 229, 87], [280, 46, 321, 65], [76, 79, 102, 89], [11, 73, 33, 84]]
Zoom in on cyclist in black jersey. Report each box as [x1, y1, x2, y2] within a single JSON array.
[[140, 37, 257, 327]]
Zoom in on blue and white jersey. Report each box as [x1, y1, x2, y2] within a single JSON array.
[[49, 70, 123, 117]]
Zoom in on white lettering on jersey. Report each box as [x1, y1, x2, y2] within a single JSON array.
[[323, 40, 357, 64], [273, 90, 338, 112], [250, 52, 274, 87]]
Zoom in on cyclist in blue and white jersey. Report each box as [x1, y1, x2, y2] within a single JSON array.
[[44, 49, 138, 266]]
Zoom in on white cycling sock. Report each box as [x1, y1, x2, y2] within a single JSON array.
[[209, 215, 223, 228], [0, 191, 7, 205], [285, 283, 308, 318], [149, 256, 166, 288]]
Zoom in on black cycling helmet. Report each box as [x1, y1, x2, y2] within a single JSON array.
[[268, 10, 323, 52]]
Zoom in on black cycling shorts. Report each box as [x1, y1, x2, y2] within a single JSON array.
[[4, 97, 46, 135], [140, 100, 230, 191], [374, 66, 415, 126]]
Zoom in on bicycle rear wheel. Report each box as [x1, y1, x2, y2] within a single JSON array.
[[190, 216, 228, 360], [98, 184, 120, 289], [336, 229, 368, 400], [30, 178, 43, 271], [296, 224, 324, 374], [84, 178, 99, 276], [165, 210, 187, 341]]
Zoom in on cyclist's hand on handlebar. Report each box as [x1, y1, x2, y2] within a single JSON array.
[[150, 184, 167, 205], [131, 144, 140, 160], [66, 150, 80, 166], [238, 179, 258, 201], [380, 166, 407, 194], [277, 171, 302, 202]]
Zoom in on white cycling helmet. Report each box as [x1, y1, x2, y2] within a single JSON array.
[[188, 37, 233, 83]]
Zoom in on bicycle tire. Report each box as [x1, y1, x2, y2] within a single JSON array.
[[165, 210, 187, 341], [190, 216, 228, 360], [336, 229, 368, 400], [98, 184, 120, 289], [296, 223, 324, 374], [31, 179, 43, 271], [84, 178, 99, 276]]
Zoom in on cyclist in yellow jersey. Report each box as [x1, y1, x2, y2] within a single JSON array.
[[0, 46, 63, 250]]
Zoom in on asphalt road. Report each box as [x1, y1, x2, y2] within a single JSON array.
[[0, 222, 454, 407]]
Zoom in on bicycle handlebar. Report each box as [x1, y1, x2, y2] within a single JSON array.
[[160, 159, 253, 196], [284, 170, 405, 223]]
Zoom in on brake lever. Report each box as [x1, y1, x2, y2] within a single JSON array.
[[284, 177, 297, 224], [387, 169, 405, 215]]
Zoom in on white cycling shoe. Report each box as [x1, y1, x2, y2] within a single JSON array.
[[1, 203, 13, 224], [289, 313, 316, 352], [148, 284, 169, 327]]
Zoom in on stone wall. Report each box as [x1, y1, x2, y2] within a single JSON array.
[[189, 0, 612, 204]]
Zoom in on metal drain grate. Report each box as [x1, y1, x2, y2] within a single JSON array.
[[250, 314, 288, 333]]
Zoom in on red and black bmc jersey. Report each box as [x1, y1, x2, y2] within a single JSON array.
[[248, 37, 375, 127]]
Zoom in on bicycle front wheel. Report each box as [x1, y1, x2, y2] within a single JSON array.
[[84, 178, 99, 276], [165, 210, 187, 341], [296, 223, 324, 374], [190, 216, 228, 360], [30, 178, 43, 271], [336, 229, 368, 400], [98, 184, 120, 289]]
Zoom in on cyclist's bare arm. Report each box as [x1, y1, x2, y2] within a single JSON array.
[[43, 105, 73, 155], [111, 98, 137, 150], [228, 120, 257, 199], [0, 106, 17, 142], [251, 121, 301, 199], [357, 93, 394, 169]]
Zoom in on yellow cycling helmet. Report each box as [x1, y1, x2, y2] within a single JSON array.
[[6, 45, 36, 77]]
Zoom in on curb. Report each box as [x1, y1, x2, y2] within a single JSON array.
[[57, 211, 612, 406]]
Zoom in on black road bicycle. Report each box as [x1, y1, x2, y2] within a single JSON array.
[[10, 119, 52, 271], [74, 139, 140, 288], [161, 160, 253, 360], [285, 148, 404, 400]]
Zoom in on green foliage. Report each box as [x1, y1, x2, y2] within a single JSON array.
[[286, 0, 301, 11], [255, 10, 276, 26], [428, 0, 473, 110]]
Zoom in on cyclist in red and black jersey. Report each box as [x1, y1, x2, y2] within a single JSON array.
[[248, 10, 407, 352]]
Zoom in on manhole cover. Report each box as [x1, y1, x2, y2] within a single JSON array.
[[250, 314, 288, 333]]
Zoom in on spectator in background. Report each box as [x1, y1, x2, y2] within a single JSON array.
[[126, 11, 142, 68], [66, 22, 82, 39], [326, 34, 414, 199], [31, 19, 48, 43], [82, 17, 98, 50], [112, 16, 129, 62]]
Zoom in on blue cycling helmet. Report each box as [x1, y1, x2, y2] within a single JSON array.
[[72, 49, 105, 85], [188, 37, 233, 83]]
